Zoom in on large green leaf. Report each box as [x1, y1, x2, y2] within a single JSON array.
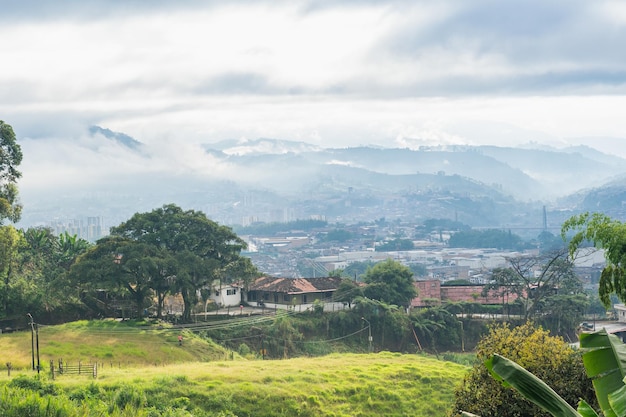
[[486, 354, 581, 417], [580, 329, 626, 417], [577, 400, 601, 417]]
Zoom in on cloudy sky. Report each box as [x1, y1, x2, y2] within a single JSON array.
[[2, 0, 626, 154]]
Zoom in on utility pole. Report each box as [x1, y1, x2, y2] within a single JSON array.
[[27, 313, 35, 371], [361, 317, 372, 353], [35, 322, 40, 374]]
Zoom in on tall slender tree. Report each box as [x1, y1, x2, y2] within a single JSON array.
[[0, 121, 22, 223]]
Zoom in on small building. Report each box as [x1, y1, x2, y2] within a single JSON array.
[[210, 282, 244, 308], [246, 276, 346, 312], [411, 279, 520, 308]]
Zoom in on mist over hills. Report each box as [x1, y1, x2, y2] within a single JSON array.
[[16, 127, 626, 234]]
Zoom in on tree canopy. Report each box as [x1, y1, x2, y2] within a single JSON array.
[[362, 259, 417, 307], [376, 238, 414, 252], [562, 212, 626, 307], [71, 204, 256, 321], [448, 229, 528, 250], [0, 121, 23, 223]]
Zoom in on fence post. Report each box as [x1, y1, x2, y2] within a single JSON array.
[[50, 360, 55, 380], [6, 362, 11, 377], [59, 359, 63, 375], [78, 361, 81, 374]]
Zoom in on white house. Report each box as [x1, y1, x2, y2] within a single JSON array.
[[209, 282, 243, 308]]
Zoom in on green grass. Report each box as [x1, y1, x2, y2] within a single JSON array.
[[1, 319, 231, 369], [0, 320, 471, 416], [0, 352, 469, 416]]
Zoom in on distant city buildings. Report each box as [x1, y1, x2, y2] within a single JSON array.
[[48, 216, 108, 242]]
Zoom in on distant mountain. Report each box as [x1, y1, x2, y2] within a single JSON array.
[[89, 126, 143, 150], [16, 131, 626, 234], [205, 138, 321, 155], [212, 143, 625, 201], [576, 175, 626, 215], [475, 145, 622, 195]]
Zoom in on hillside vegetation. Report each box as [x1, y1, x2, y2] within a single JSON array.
[[1, 319, 231, 369], [0, 321, 469, 416]]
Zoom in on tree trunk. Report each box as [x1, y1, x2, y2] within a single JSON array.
[[181, 288, 193, 322]]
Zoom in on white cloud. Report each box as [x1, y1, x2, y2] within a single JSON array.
[[0, 1, 625, 155]]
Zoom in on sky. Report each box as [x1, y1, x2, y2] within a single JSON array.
[[2, 0, 626, 155]]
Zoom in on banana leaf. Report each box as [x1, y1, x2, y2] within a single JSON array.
[[486, 354, 582, 417], [580, 329, 626, 417], [577, 400, 601, 417]]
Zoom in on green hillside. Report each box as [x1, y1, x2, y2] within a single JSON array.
[[0, 320, 470, 416], [2, 353, 468, 417]]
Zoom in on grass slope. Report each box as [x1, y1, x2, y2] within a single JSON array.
[[0, 320, 470, 416], [1, 319, 229, 369], [6, 353, 468, 416]]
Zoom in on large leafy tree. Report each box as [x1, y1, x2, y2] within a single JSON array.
[[562, 212, 626, 307], [0, 121, 22, 223], [362, 259, 417, 308], [110, 204, 250, 321], [70, 236, 167, 317]]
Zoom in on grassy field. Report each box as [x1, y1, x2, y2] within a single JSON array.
[[0, 320, 471, 416], [2, 319, 231, 369]]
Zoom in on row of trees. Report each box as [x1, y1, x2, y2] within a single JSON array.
[[0, 203, 261, 325]]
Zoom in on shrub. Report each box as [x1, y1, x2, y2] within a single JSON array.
[[110, 384, 147, 413], [8, 375, 58, 396], [448, 322, 597, 417]]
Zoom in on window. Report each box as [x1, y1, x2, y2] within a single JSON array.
[[303, 295, 308, 303], [215, 291, 220, 296], [273, 294, 278, 303], [283, 294, 290, 302], [227, 289, 237, 296]]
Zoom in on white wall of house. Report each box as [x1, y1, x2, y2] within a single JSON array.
[[210, 285, 242, 307]]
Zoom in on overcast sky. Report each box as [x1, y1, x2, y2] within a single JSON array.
[[2, 0, 626, 154]]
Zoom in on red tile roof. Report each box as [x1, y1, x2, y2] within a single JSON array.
[[249, 276, 343, 294]]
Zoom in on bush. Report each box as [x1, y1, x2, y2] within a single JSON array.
[[448, 321, 597, 417], [110, 384, 147, 413], [8, 375, 58, 396]]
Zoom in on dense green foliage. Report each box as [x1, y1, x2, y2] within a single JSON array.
[[0, 227, 91, 324], [342, 260, 377, 280], [449, 229, 528, 250], [362, 259, 417, 307], [476, 329, 626, 417], [376, 238, 415, 251], [71, 204, 256, 322], [563, 212, 626, 307], [0, 121, 22, 224], [450, 322, 596, 417]]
